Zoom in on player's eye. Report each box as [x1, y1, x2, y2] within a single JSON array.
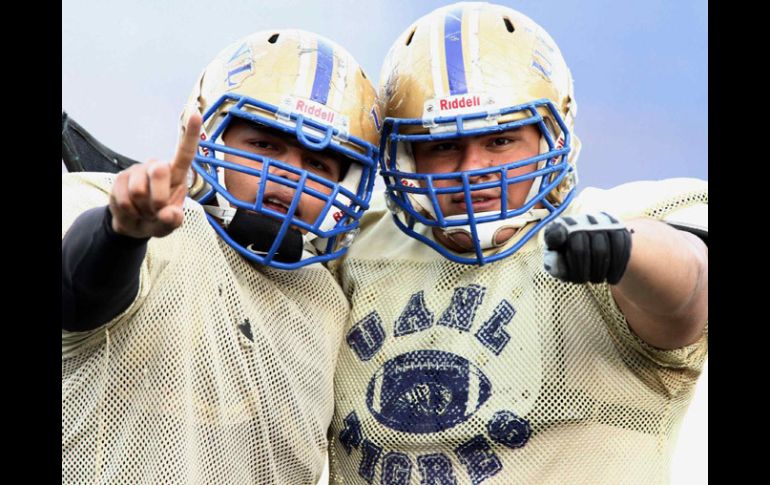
[[432, 142, 458, 152], [307, 158, 327, 170], [490, 137, 513, 147], [249, 140, 274, 150], [305, 158, 335, 178]]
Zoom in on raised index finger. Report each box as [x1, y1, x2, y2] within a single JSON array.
[[170, 112, 203, 187]]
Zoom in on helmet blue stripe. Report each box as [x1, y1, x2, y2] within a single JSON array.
[[444, 8, 468, 95], [310, 39, 334, 104]]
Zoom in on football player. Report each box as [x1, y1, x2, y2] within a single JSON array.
[[62, 30, 378, 484], [328, 3, 707, 484]]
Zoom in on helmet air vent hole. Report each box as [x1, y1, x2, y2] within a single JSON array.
[[503, 17, 515, 33], [268, 33, 279, 44], [406, 28, 416, 46]]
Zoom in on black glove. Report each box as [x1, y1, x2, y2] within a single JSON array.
[[543, 212, 632, 284]]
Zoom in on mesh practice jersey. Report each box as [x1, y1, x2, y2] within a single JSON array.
[[62, 172, 347, 485], [328, 178, 708, 485]]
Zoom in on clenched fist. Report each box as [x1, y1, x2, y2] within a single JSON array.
[[543, 212, 632, 284]]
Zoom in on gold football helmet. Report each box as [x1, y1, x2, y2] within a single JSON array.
[[181, 29, 380, 269], [378, 2, 581, 264]]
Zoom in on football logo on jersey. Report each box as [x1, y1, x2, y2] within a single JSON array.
[[366, 350, 492, 433], [340, 283, 537, 483]]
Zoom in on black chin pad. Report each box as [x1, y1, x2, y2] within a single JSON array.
[[226, 210, 304, 263]]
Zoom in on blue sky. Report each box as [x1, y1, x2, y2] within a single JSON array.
[[62, 0, 707, 189]]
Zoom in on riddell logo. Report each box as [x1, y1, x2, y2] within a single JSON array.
[[294, 99, 336, 124], [333, 210, 344, 222], [439, 95, 481, 111]]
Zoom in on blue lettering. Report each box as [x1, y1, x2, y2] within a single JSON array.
[[346, 312, 386, 361], [227, 42, 251, 62], [359, 439, 383, 483], [475, 300, 515, 355], [455, 435, 502, 484], [339, 411, 363, 454], [226, 62, 252, 87], [381, 452, 412, 485], [395, 291, 434, 337], [487, 410, 532, 449], [437, 284, 486, 332], [417, 453, 457, 485]]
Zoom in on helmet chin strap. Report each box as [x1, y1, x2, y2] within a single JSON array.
[[202, 204, 237, 225], [435, 135, 553, 249], [441, 207, 549, 249], [203, 204, 320, 258]]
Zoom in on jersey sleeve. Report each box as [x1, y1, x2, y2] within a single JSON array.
[[574, 178, 709, 370], [588, 281, 708, 371], [61, 173, 153, 358]]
